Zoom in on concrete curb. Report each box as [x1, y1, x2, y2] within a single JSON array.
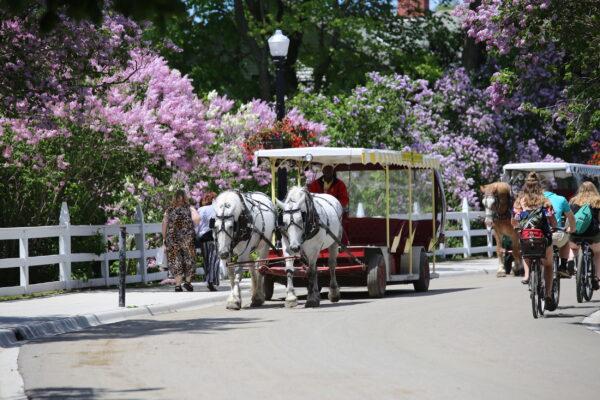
[[436, 269, 496, 277], [0, 287, 278, 349]]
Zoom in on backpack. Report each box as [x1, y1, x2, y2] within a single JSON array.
[[574, 204, 593, 235], [519, 207, 547, 230]]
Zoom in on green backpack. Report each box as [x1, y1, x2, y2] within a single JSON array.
[[575, 204, 593, 234]]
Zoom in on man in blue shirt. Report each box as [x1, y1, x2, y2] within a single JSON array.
[[543, 179, 576, 276]]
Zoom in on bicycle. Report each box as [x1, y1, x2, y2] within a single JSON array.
[[550, 227, 567, 308], [519, 228, 548, 319], [574, 238, 595, 303]]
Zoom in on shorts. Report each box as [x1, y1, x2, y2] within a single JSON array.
[[570, 231, 600, 244]]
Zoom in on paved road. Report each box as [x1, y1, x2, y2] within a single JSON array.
[[19, 275, 600, 400]]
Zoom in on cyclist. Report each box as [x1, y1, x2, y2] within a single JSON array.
[[541, 177, 576, 276], [512, 172, 558, 310], [568, 181, 600, 291]]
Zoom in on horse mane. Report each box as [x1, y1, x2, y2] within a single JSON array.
[[214, 191, 243, 217], [285, 186, 306, 205], [481, 181, 511, 197]]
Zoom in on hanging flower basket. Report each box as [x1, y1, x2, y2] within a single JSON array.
[[243, 117, 319, 159]]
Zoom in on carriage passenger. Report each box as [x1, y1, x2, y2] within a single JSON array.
[[512, 172, 558, 310], [308, 165, 349, 216]]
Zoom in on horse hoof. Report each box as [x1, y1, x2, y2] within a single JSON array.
[[305, 299, 320, 308], [328, 290, 340, 303], [226, 301, 241, 310], [496, 270, 506, 278], [250, 297, 264, 307], [285, 298, 297, 308]]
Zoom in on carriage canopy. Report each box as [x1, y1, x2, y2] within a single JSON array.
[[254, 147, 441, 170], [502, 162, 600, 198]]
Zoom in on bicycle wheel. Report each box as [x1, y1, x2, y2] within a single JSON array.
[[537, 262, 545, 317], [552, 250, 560, 307], [583, 249, 594, 301], [576, 249, 584, 303], [530, 260, 539, 319]]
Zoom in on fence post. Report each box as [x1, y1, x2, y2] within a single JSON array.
[[102, 227, 110, 287], [58, 202, 72, 290], [134, 204, 147, 283], [19, 232, 29, 294], [118, 226, 127, 307], [462, 197, 472, 258]]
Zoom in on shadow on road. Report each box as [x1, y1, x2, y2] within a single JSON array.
[[268, 287, 478, 303], [333, 287, 479, 301], [26, 386, 163, 399], [31, 316, 269, 344], [544, 312, 590, 319]]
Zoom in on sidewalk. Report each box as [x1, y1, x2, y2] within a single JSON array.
[[0, 258, 499, 348], [0, 282, 250, 348]]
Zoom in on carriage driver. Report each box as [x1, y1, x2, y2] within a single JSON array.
[[308, 165, 349, 216]]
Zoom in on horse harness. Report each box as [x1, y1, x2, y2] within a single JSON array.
[[484, 191, 513, 222], [214, 191, 278, 255], [280, 189, 364, 267], [280, 188, 323, 242]]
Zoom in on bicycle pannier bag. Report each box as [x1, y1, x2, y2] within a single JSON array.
[[519, 228, 546, 258], [574, 204, 592, 235]]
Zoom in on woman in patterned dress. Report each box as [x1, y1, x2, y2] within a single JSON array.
[[162, 190, 200, 292]]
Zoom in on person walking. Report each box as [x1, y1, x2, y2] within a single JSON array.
[[196, 192, 220, 291], [162, 190, 200, 292]]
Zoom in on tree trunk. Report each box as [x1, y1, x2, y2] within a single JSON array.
[[462, 0, 486, 72]]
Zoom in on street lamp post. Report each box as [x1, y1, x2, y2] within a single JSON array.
[[268, 30, 290, 201]]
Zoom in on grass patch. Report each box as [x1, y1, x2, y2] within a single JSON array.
[[0, 289, 66, 302]]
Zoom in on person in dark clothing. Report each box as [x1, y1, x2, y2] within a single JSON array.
[[196, 192, 220, 291], [569, 181, 600, 290]]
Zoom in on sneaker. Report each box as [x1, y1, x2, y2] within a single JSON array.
[[545, 296, 557, 311], [592, 278, 600, 291], [182, 282, 194, 292], [207, 283, 218, 292], [174, 285, 183, 292]]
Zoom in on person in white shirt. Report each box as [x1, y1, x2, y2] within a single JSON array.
[[196, 192, 219, 291]]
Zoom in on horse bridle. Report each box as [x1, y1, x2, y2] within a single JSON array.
[[214, 190, 277, 254], [213, 192, 255, 255], [483, 192, 512, 221], [280, 189, 321, 242]]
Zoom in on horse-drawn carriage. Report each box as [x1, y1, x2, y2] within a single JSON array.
[[253, 147, 446, 299], [502, 162, 600, 199]]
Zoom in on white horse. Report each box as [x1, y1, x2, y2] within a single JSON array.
[[213, 190, 277, 310], [276, 186, 343, 308]]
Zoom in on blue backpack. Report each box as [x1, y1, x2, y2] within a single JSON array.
[[574, 204, 593, 235]]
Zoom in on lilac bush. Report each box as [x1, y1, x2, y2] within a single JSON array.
[[291, 70, 502, 208], [0, 9, 326, 226], [454, 0, 600, 159]]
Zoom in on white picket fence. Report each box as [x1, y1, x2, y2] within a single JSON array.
[[436, 197, 495, 258], [0, 198, 496, 296]]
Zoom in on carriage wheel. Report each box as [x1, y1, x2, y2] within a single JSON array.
[[367, 252, 386, 298], [413, 249, 430, 292], [264, 275, 274, 301]]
